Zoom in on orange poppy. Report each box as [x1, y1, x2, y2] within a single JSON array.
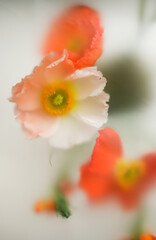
[[141, 234, 156, 240], [34, 199, 55, 213], [122, 235, 156, 240], [79, 128, 156, 208], [42, 5, 103, 69]]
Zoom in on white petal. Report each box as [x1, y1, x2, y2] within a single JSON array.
[[71, 92, 109, 128], [16, 109, 59, 138], [67, 67, 106, 100], [48, 114, 97, 149], [39, 118, 60, 138]]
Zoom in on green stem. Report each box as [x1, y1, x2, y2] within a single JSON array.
[[54, 189, 71, 218], [53, 154, 74, 187], [131, 206, 146, 240]]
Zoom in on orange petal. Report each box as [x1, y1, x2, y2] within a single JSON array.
[[42, 5, 103, 69], [34, 201, 46, 213], [45, 199, 55, 212], [142, 152, 156, 181], [79, 162, 111, 201], [90, 127, 123, 176]]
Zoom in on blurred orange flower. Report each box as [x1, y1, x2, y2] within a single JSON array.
[[141, 234, 156, 240], [123, 234, 156, 240], [79, 127, 156, 208], [42, 5, 103, 69], [34, 199, 55, 213], [59, 180, 76, 196]]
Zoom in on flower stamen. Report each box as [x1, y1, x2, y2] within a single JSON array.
[[114, 159, 146, 190], [41, 82, 75, 115]]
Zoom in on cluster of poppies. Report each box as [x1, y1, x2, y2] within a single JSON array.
[[10, 4, 156, 239]]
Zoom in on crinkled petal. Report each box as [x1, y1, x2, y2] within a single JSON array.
[[31, 51, 75, 88], [44, 50, 75, 83], [27, 52, 62, 88], [68, 66, 106, 100], [71, 92, 109, 128], [9, 79, 42, 111], [75, 30, 103, 68]]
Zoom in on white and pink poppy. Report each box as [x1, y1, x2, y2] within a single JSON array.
[[10, 51, 109, 149]]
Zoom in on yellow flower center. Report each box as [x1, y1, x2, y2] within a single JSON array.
[[41, 82, 75, 115], [114, 159, 146, 190]]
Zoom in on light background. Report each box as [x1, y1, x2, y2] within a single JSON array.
[[0, 0, 156, 239]]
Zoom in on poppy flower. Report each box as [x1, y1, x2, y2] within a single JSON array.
[[79, 127, 156, 208], [42, 5, 103, 69], [10, 51, 109, 149], [123, 234, 156, 240], [141, 234, 156, 240]]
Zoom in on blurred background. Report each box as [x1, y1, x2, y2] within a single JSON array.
[[0, 0, 156, 239]]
